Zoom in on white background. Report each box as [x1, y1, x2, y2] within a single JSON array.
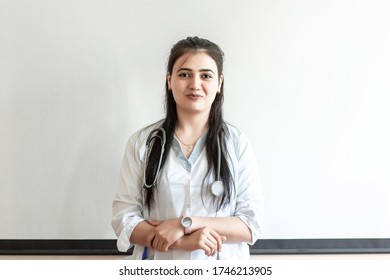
[[1, 0, 389, 240]]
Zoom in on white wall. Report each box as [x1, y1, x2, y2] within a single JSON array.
[[1, 0, 389, 239]]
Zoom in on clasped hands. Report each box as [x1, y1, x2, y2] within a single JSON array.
[[145, 218, 226, 257]]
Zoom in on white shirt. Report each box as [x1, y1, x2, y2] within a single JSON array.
[[112, 120, 263, 259]]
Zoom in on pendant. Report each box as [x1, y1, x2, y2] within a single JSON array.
[[186, 145, 192, 152]]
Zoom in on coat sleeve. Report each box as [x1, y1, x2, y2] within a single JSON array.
[[233, 131, 264, 245], [111, 132, 146, 252]]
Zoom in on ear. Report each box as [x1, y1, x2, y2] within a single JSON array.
[[167, 73, 172, 91], [217, 74, 224, 93]]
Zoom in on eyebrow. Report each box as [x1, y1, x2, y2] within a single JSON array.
[[176, 68, 215, 74]]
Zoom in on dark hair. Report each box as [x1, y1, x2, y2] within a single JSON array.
[[144, 36, 234, 212]]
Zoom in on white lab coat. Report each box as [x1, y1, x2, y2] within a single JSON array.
[[112, 120, 263, 259]]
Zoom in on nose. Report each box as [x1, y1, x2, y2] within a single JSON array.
[[189, 76, 201, 91]]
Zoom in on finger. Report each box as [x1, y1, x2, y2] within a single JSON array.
[[216, 235, 223, 252], [210, 235, 220, 256], [162, 242, 170, 252], [147, 236, 155, 248], [206, 235, 218, 251], [204, 248, 211, 256], [159, 242, 165, 252], [152, 236, 160, 250], [208, 230, 222, 252], [204, 238, 217, 256], [209, 246, 216, 257], [156, 240, 165, 252], [209, 234, 225, 254], [199, 241, 212, 256]]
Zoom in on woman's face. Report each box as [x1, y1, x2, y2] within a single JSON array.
[[167, 52, 223, 118]]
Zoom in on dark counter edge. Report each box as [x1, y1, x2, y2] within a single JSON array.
[[1, 239, 390, 255]]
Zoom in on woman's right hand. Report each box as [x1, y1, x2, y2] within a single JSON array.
[[147, 218, 185, 252], [173, 226, 226, 256]]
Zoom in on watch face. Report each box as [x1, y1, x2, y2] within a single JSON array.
[[182, 216, 192, 227]]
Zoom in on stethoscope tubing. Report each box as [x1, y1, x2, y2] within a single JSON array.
[[143, 128, 166, 188], [143, 127, 223, 195]]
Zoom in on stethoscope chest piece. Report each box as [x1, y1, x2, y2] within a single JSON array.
[[211, 180, 224, 197]]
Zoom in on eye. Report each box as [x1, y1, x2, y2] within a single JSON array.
[[201, 73, 213, 79], [178, 72, 190, 78]]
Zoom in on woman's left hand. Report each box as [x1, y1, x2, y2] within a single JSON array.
[[148, 219, 184, 252]]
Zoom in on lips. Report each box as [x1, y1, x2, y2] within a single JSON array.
[[186, 94, 203, 101], [187, 93, 203, 98]]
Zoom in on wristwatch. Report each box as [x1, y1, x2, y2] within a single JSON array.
[[181, 216, 193, 235]]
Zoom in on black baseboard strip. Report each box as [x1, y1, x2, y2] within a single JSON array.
[[250, 238, 390, 254], [0, 239, 122, 255], [1, 239, 390, 255]]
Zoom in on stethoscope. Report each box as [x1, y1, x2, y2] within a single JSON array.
[[143, 127, 224, 197], [142, 127, 224, 260], [143, 128, 166, 188]]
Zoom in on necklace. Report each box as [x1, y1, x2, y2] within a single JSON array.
[[175, 133, 195, 152]]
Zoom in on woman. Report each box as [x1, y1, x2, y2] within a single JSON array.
[[112, 36, 263, 260]]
